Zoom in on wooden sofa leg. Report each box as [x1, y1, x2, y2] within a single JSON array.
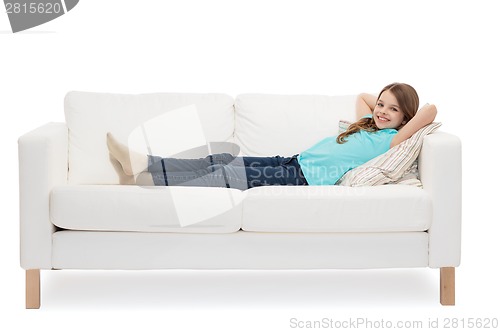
[[26, 269, 40, 309], [440, 267, 455, 306]]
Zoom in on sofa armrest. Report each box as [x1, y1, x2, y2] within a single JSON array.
[[418, 131, 462, 268], [19, 122, 68, 269]]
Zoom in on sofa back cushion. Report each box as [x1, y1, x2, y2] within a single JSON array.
[[65, 92, 234, 184], [234, 94, 357, 156]]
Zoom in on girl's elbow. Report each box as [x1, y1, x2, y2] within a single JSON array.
[[424, 104, 437, 123], [429, 104, 438, 121]]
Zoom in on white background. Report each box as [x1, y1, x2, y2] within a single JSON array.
[[1, 0, 498, 330]]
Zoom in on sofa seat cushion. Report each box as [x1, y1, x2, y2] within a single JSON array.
[[242, 185, 432, 232], [50, 185, 245, 233]]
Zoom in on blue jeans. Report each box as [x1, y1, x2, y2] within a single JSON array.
[[147, 153, 308, 190]]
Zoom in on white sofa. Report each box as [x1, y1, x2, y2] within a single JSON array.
[[18, 92, 462, 308]]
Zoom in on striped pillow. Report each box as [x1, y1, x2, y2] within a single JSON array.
[[337, 122, 442, 187], [338, 119, 351, 134]]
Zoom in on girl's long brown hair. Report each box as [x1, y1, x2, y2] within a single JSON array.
[[336, 83, 419, 144]]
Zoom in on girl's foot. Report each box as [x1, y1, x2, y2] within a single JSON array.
[[109, 154, 136, 185], [106, 132, 148, 176]]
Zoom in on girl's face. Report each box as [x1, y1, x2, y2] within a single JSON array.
[[373, 90, 405, 130]]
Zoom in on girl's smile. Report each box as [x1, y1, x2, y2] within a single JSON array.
[[373, 90, 405, 129]]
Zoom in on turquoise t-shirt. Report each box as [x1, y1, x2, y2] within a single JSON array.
[[297, 115, 398, 185]]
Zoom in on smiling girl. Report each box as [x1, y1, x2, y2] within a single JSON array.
[[298, 82, 437, 185], [107, 82, 437, 189]]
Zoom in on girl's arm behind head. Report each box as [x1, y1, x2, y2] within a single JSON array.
[[390, 103, 438, 148], [355, 93, 377, 119]]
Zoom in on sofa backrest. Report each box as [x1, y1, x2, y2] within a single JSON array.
[[234, 94, 356, 156], [65, 92, 235, 184], [64, 92, 357, 184]]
